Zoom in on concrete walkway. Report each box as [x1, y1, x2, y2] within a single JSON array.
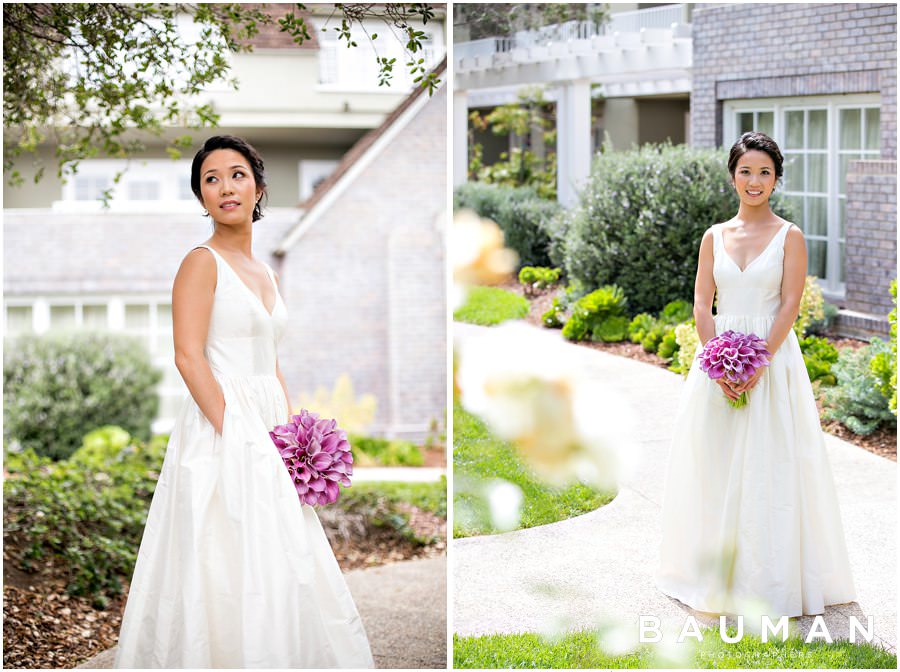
[[452, 322, 896, 652], [78, 555, 447, 669]]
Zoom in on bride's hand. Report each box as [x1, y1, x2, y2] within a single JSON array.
[[715, 377, 742, 401], [733, 366, 765, 394]]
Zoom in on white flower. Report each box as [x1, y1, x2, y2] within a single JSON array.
[[456, 322, 635, 489], [452, 210, 518, 308]]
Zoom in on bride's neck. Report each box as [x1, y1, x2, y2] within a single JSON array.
[[735, 202, 776, 225]]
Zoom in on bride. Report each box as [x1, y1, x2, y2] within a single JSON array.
[[114, 135, 374, 668], [656, 131, 856, 618]]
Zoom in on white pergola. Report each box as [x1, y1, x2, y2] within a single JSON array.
[[454, 25, 693, 207]]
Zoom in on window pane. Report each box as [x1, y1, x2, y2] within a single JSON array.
[[865, 108, 881, 151], [808, 110, 827, 149], [807, 239, 827, 278], [783, 154, 804, 192], [50, 305, 76, 330], [786, 111, 805, 149], [738, 112, 754, 134], [75, 177, 109, 201], [127, 181, 161, 201], [839, 153, 860, 194], [125, 304, 150, 329], [6, 306, 33, 335], [806, 196, 828, 237], [757, 111, 774, 137], [784, 195, 804, 226], [82, 304, 108, 329], [157, 303, 172, 327], [807, 154, 827, 193], [840, 109, 861, 150]]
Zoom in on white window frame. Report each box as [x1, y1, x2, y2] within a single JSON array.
[[4, 295, 185, 433], [55, 159, 201, 214], [724, 94, 881, 299], [298, 159, 341, 201], [313, 17, 443, 93]]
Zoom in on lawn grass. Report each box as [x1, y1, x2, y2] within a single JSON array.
[[453, 402, 615, 537], [454, 286, 529, 325], [453, 627, 897, 669], [347, 478, 446, 517]]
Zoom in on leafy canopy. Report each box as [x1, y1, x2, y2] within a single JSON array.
[[3, 3, 441, 188]]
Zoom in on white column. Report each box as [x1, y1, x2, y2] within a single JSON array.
[[453, 89, 469, 187], [556, 78, 592, 208]]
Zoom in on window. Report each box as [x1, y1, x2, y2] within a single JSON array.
[[57, 159, 197, 212], [314, 18, 443, 92], [724, 95, 881, 297], [298, 159, 341, 201], [4, 306, 33, 336]]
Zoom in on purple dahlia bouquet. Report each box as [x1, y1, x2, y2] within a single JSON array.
[[269, 410, 353, 506], [698, 329, 772, 409]]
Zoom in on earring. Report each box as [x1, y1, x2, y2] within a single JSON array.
[[203, 208, 209, 216]]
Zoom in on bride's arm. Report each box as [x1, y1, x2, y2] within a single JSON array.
[[693, 228, 717, 345], [766, 226, 807, 356], [172, 248, 227, 434]]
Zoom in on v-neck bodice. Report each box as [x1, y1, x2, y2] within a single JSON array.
[[712, 222, 792, 319], [193, 245, 288, 378]]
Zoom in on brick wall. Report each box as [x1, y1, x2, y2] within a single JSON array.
[[692, 3, 897, 157], [278, 86, 447, 440], [844, 159, 897, 318]]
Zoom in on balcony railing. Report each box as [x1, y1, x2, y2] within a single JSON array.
[[455, 3, 689, 61]]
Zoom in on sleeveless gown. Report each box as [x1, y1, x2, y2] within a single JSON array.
[[656, 222, 856, 618], [115, 245, 374, 668]]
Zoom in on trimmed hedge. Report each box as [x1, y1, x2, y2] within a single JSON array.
[[454, 182, 560, 268], [550, 142, 793, 315], [4, 332, 162, 461]]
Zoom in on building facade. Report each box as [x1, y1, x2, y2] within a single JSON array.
[[691, 2, 897, 324], [3, 8, 447, 438]]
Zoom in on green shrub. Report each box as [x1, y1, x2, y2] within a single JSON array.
[[640, 322, 670, 354], [593, 315, 630, 342], [823, 339, 897, 436], [627, 313, 656, 344], [349, 434, 424, 467], [660, 300, 693, 325], [541, 297, 566, 329], [454, 182, 560, 268], [807, 301, 839, 336], [794, 276, 826, 337], [551, 142, 793, 315], [4, 332, 163, 461], [3, 426, 166, 601], [518, 266, 561, 296], [672, 321, 700, 376], [657, 330, 679, 361], [561, 285, 627, 342], [799, 335, 839, 386], [869, 279, 897, 415]]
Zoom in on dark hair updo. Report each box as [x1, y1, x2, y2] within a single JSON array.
[[727, 131, 784, 180], [190, 135, 268, 222]]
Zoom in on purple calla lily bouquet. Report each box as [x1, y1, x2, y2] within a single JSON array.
[[698, 329, 772, 409], [269, 410, 353, 506]]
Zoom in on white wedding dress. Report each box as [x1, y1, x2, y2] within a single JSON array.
[[115, 245, 374, 668], [656, 222, 856, 618]]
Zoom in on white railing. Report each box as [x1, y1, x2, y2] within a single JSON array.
[[605, 4, 687, 34], [455, 4, 688, 60]]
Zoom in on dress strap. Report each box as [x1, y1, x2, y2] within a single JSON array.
[[775, 221, 793, 250]]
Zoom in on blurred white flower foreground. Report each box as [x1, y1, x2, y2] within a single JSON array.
[[456, 322, 637, 490]]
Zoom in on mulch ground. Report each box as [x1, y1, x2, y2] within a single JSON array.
[[502, 280, 897, 462], [3, 506, 446, 669]]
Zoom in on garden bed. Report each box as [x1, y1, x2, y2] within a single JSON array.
[[498, 280, 897, 462], [3, 485, 446, 669]]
